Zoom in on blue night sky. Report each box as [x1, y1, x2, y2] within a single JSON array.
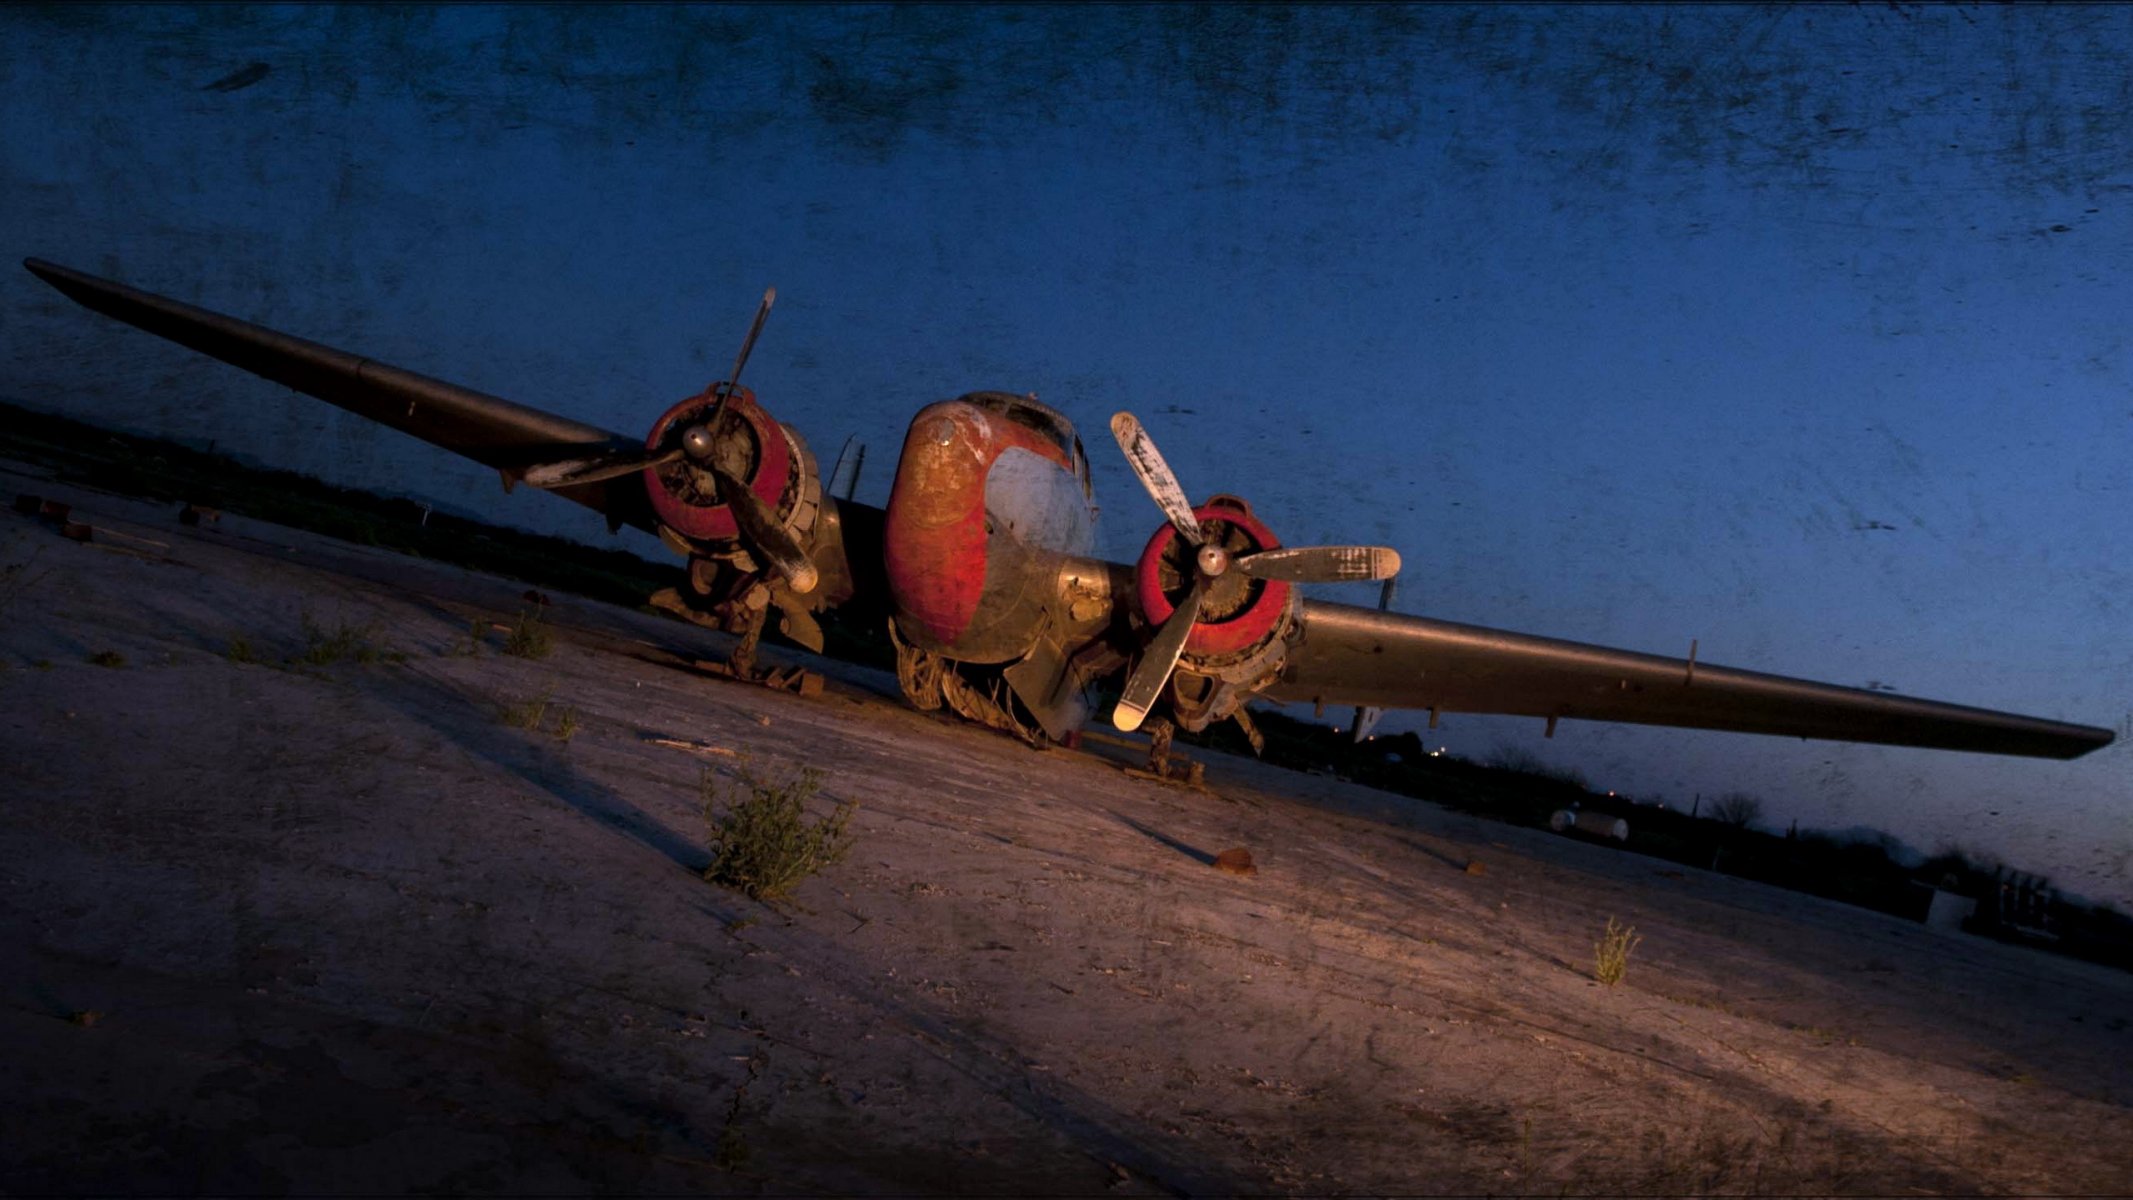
[[4, 6, 2129, 902]]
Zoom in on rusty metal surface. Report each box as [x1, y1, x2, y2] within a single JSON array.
[[1270, 599, 2116, 759]]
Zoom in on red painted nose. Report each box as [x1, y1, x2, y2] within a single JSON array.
[[883, 400, 997, 647]]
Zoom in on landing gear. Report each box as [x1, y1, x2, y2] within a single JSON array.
[[1133, 717, 1206, 788], [650, 555, 824, 696], [890, 619, 1048, 747]]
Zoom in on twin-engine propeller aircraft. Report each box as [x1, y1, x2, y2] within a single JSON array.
[[22, 258, 2115, 774]]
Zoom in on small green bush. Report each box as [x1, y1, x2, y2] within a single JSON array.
[[1594, 916, 1642, 986], [224, 636, 257, 664], [502, 608, 551, 659], [702, 764, 855, 901]]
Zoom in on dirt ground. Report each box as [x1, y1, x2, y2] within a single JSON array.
[[3, 458, 2130, 1196]]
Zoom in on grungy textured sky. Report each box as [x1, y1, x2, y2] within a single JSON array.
[[3, 5, 2129, 902]]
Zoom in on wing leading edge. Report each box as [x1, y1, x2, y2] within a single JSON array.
[[1270, 600, 2115, 760], [23, 258, 656, 532]]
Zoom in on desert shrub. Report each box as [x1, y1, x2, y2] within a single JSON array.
[[702, 764, 855, 901], [1594, 916, 1642, 986], [293, 608, 401, 665], [1485, 742, 1591, 790], [502, 608, 551, 659]]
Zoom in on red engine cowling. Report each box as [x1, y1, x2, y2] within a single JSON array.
[[1134, 494, 1295, 665], [641, 385, 794, 545]]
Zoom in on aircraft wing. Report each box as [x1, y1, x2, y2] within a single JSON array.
[[1267, 599, 2116, 759], [24, 258, 659, 533]]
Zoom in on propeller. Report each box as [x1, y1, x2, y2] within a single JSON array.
[[523, 287, 815, 593], [706, 286, 776, 428], [1112, 575, 1206, 732], [1107, 411, 1401, 731], [520, 442, 683, 490]]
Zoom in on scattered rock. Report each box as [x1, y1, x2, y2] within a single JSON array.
[[1214, 848, 1256, 876], [1465, 859, 1486, 876], [68, 1010, 102, 1028]]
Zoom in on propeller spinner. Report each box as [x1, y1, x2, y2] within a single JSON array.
[[1108, 411, 1400, 731]]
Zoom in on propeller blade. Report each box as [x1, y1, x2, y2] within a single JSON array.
[[1236, 544, 1402, 583], [1112, 578, 1206, 732], [1110, 412, 1203, 546], [710, 464, 819, 595], [706, 286, 777, 425], [522, 444, 684, 490], [727, 286, 776, 391]]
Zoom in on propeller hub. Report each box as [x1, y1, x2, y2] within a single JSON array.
[[1196, 544, 1230, 578], [680, 424, 717, 460]]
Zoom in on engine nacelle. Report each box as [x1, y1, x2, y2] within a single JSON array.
[[641, 384, 818, 550], [1134, 494, 1297, 730]]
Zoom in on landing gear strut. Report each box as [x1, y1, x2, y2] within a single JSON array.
[[1137, 717, 1207, 788], [651, 556, 823, 696]]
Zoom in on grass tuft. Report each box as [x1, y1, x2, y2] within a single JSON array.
[[2, 555, 48, 616], [1594, 916, 1642, 986], [450, 616, 487, 657], [224, 635, 256, 664], [501, 608, 551, 660], [553, 705, 580, 742], [702, 763, 855, 902], [293, 608, 403, 666], [500, 691, 552, 731], [88, 650, 126, 668]]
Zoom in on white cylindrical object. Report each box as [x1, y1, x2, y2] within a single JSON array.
[[1573, 810, 1629, 842]]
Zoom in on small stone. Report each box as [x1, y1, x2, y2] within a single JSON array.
[[1465, 859, 1486, 876], [1213, 848, 1256, 876], [68, 1010, 102, 1028]]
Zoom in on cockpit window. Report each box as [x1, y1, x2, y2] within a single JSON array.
[[959, 391, 1079, 465]]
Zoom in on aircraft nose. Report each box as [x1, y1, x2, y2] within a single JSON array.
[[892, 400, 994, 527]]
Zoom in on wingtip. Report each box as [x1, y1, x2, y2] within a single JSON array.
[[1112, 703, 1148, 733]]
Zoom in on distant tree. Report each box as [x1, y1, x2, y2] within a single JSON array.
[[1708, 791, 1764, 829]]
